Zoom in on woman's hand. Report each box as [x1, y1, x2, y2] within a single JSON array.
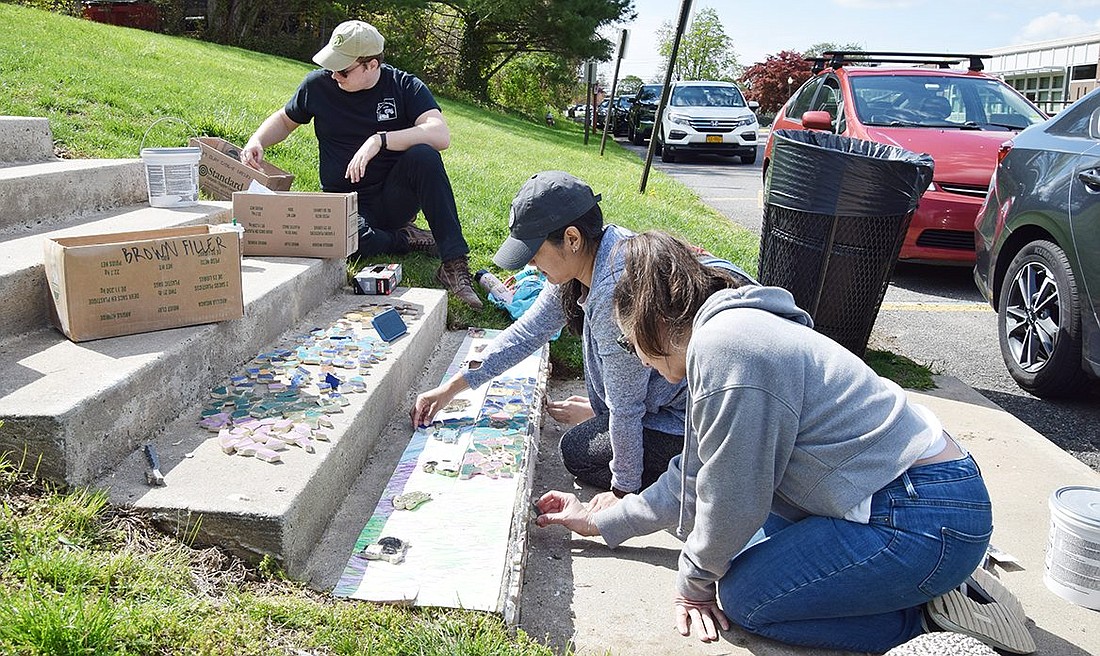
[[546, 395, 595, 425], [410, 385, 453, 428], [673, 594, 729, 643], [534, 491, 601, 536], [586, 490, 620, 513]]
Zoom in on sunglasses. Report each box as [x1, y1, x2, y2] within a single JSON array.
[[332, 62, 364, 78], [615, 332, 636, 356]]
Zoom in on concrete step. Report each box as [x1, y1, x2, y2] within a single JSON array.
[[296, 329, 465, 591], [0, 255, 347, 487], [0, 116, 56, 163], [0, 201, 233, 342], [0, 158, 148, 231], [97, 288, 448, 577]]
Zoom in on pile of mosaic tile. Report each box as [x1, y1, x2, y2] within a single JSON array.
[[451, 375, 538, 479], [197, 303, 419, 464]]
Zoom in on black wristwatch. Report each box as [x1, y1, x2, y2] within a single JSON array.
[[612, 486, 635, 499], [378, 131, 388, 151]]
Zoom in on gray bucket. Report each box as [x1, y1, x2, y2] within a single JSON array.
[[1045, 485, 1100, 610]]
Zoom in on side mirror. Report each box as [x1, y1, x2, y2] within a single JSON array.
[[1089, 107, 1100, 140], [748, 100, 760, 111], [801, 110, 833, 131]]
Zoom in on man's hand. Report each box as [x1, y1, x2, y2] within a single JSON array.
[[240, 142, 264, 171], [533, 491, 601, 536], [673, 594, 730, 643], [546, 395, 595, 425], [345, 134, 383, 183]]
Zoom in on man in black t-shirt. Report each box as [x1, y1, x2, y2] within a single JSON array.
[[242, 20, 482, 308]]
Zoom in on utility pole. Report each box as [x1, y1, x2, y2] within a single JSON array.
[[600, 30, 629, 156], [583, 60, 598, 145], [639, 0, 692, 193]]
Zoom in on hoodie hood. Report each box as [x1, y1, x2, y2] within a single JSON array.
[[693, 285, 813, 333]]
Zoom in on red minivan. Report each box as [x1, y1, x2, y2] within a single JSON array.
[[764, 52, 1046, 265]]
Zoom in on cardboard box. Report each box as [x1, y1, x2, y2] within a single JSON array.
[[44, 225, 244, 342], [190, 137, 294, 200], [232, 191, 358, 258], [353, 263, 403, 295]]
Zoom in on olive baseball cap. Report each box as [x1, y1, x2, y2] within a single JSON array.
[[492, 171, 602, 270], [313, 21, 385, 71]]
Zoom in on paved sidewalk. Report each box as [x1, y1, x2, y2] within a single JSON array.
[[519, 375, 1100, 656]]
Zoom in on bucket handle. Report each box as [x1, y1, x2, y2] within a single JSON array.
[[140, 117, 198, 152]]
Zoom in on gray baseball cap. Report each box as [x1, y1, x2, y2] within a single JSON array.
[[492, 171, 602, 270]]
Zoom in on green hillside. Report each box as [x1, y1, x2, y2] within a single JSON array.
[[2, 3, 759, 373], [0, 3, 758, 286]]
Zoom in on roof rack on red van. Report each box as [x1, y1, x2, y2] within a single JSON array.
[[806, 51, 991, 74]]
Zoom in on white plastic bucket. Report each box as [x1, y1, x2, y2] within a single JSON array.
[[140, 146, 200, 208], [1045, 485, 1100, 610]]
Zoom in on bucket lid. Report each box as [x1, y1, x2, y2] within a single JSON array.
[[140, 147, 201, 156], [1052, 486, 1100, 525]]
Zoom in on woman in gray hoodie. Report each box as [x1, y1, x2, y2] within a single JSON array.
[[536, 231, 993, 653]]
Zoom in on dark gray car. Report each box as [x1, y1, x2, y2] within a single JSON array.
[[974, 87, 1100, 398]]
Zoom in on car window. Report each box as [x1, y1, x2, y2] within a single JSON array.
[[670, 85, 747, 108], [1046, 94, 1100, 137], [788, 77, 823, 120], [808, 76, 842, 130], [638, 85, 662, 102], [849, 74, 1044, 130]]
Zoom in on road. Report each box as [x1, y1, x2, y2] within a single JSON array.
[[616, 136, 1100, 473]]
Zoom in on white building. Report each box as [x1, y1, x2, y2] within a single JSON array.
[[986, 33, 1100, 114]]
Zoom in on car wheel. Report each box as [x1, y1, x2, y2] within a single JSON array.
[[997, 240, 1088, 398], [630, 123, 644, 146], [654, 134, 663, 155], [740, 150, 757, 165], [660, 143, 675, 163]]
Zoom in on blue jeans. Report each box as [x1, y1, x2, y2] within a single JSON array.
[[717, 455, 992, 653]]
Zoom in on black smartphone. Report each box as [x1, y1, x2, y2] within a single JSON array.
[[372, 307, 407, 342]]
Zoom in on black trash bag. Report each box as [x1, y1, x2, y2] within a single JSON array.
[[759, 130, 934, 356]]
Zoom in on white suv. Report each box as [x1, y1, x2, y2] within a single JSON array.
[[656, 81, 759, 164]]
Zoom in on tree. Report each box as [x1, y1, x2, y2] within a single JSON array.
[[739, 50, 814, 115], [200, 0, 345, 60], [655, 7, 738, 82], [492, 53, 583, 117], [364, 0, 634, 102], [803, 42, 864, 58], [617, 74, 644, 95]]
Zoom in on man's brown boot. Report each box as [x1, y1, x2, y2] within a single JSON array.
[[398, 223, 438, 257], [435, 256, 484, 310]]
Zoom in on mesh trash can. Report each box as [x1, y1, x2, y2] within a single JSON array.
[[759, 130, 934, 356]]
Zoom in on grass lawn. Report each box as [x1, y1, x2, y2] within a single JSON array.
[[0, 3, 759, 375], [0, 5, 932, 653]]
